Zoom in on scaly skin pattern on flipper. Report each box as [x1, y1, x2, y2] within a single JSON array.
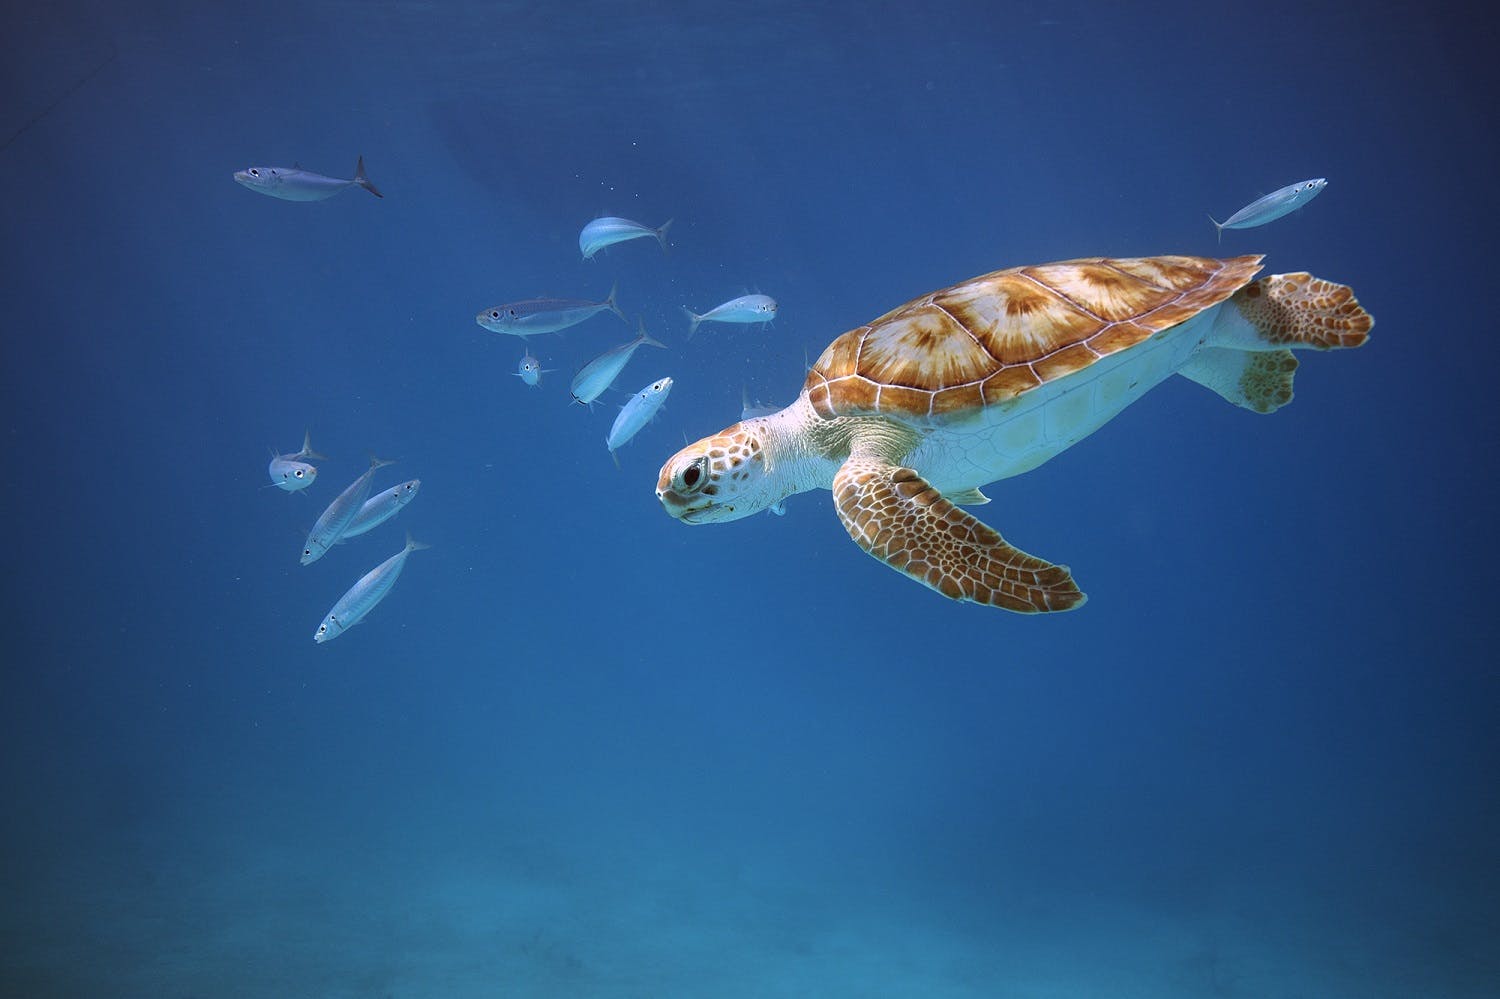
[[832, 455, 1085, 613], [1240, 349, 1299, 413], [1231, 273, 1372, 350]]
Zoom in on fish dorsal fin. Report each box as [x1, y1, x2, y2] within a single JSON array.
[[292, 161, 302, 169]]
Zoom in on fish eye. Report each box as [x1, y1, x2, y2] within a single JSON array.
[[294, 469, 305, 478], [318, 624, 327, 633], [303, 548, 312, 556], [249, 168, 259, 176], [490, 311, 500, 319]]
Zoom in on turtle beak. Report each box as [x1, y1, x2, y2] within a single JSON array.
[[656, 487, 701, 521]]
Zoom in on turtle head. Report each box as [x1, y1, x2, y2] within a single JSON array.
[[657, 421, 775, 524]]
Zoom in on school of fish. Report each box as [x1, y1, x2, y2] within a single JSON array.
[[467, 209, 784, 462], [263, 431, 425, 644], [242, 155, 1328, 642]]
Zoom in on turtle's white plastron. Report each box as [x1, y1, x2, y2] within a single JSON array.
[[657, 254, 1372, 612]]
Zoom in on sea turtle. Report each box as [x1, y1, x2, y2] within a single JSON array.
[[656, 254, 1372, 612]]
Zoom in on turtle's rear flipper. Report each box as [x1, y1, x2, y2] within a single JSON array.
[[832, 457, 1085, 613], [1179, 347, 1298, 415], [1219, 273, 1373, 351]]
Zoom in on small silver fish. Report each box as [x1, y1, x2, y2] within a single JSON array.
[[515, 352, 555, 388], [741, 386, 783, 420], [339, 479, 420, 542], [579, 216, 673, 259], [608, 377, 673, 464], [684, 294, 778, 339], [1209, 178, 1326, 241], [267, 431, 327, 491], [233, 156, 383, 201], [301, 456, 395, 565], [476, 282, 626, 336], [314, 534, 428, 643], [571, 321, 668, 407]]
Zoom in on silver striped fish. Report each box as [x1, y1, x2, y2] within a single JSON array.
[[608, 377, 673, 464], [570, 321, 667, 406], [579, 216, 673, 259], [314, 534, 429, 643], [1210, 178, 1326, 241], [267, 431, 327, 491], [339, 479, 421, 542], [476, 282, 626, 336], [234, 156, 382, 201], [301, 456, 394, 565]]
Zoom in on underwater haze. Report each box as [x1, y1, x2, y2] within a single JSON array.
[[2, 1, 1497, 995]]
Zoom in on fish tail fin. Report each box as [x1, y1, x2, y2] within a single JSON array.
[[354, 155, 383, 198], [1208, 213, 1223, 244], [300, 430, 328, 461], [405, 531, 431, 552], [683, 306, 702, 340], [637, 318, 668, 350], [654, 218, 674, 254], [369, 453, 397, 469], [609, 448, 621, 471], [605, 280, 626, 322]]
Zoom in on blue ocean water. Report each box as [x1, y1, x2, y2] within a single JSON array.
[[2, 0, 1496, 995]]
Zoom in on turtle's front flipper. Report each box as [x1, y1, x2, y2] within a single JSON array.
[[832, 457, 1085, 613]]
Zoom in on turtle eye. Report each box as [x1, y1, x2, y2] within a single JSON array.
[[677, 457, 707, 492]]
